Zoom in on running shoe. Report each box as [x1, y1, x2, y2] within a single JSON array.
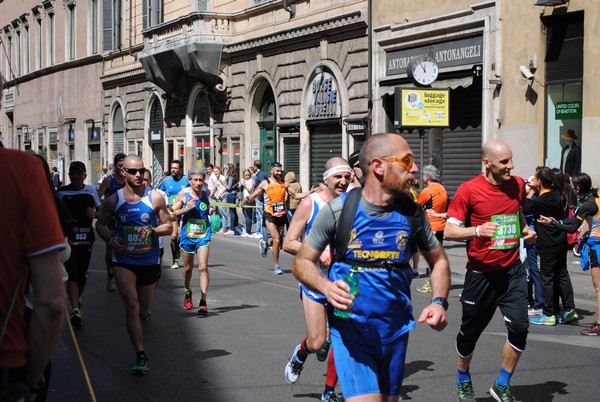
[[530, 314, 556, 326], [198, 299, 208, 316], [315, 338, 331, 362], [70, 308, 83, 328], [284, 344, 305, 384], [456, 380, 476, 402], [107, 277, 116, 291], [171, 259, 179, 269], [223, 230, 234, 236], [252, 232, 263, 239], [490, 382, 515, 402], [140, 312, 153, 321], [413, 270, 420, 278], [321, 391, 341, 401], [527, 308, 543, 317], [273, 265, 283, 275], [183, 289, 193, 310], [581, 321, 600, 336], [559, 309, 579, 324], [260, 240, 269, 258], [416, 279, 431, 293], [131, 354, 149, 375], [241, 232, 251, 238]]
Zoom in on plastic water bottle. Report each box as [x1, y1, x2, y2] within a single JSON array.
[[334, 266, 359, 319]]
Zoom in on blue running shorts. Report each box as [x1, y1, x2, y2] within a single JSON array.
[[180, 239, 211, 254], [331, 332, 409, 398], [299, 284, 328, 305]]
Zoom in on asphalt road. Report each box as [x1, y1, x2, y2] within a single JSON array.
[[48, 235, 600, 402]]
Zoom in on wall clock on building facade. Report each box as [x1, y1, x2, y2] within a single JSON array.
[[407, 54, 439, 86]]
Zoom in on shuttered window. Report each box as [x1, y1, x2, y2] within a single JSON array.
[[143, 0, 163, 30], [309, 123, 342, 187], [103, 0, 121, 52], [283, 136, 300, 178], [543, 11, 584, 84]]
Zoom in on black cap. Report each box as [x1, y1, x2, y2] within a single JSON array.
[[69, 161, 86, 173]]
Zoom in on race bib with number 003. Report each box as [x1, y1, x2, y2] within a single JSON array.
[[187, 218, 207, 238], [123, 226, 152, 253], [490, 213, 520, 250]]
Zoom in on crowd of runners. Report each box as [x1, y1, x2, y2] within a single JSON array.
[[2, 133, 599, 402]]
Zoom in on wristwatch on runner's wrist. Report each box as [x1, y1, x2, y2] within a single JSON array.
[[431, 297, 449, 311]]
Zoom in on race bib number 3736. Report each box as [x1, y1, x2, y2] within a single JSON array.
[[490, 213, 520, 250]]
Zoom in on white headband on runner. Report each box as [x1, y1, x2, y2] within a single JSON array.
[[323, 165, 352, 181]]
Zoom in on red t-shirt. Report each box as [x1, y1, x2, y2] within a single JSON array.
[[447, 174, 526, 271], [0, 149, 65, 368]]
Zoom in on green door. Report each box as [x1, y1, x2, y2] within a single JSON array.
[[259, 91, 276, 166]]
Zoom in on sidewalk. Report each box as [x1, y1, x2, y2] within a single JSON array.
[[211, 232, 596, 303]]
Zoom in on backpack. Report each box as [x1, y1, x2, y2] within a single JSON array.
[[333, 188, 427, 268]]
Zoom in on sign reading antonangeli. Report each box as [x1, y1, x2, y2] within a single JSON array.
[[398, 88, 449, 128], [555, 101, 582, 120]]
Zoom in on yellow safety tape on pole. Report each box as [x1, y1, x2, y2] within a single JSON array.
[[211, 202, 262, 208], [66, 311, 97, 402]]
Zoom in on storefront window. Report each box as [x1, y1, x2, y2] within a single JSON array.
[[545, 82, 582, 174]]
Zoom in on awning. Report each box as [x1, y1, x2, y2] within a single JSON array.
[[140, 41, 224, 94]]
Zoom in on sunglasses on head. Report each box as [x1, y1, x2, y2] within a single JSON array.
[[123, 167, 147, 175], [271, 162, 282, 168]]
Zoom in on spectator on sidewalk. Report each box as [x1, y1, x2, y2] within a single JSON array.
[[539, 172, 600, 335], [524, 167, 578, 326]]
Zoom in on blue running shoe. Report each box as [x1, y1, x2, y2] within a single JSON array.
[[273, 265, 283, 275], [259, 240, 268, 258], [530, 314, 556, 326]]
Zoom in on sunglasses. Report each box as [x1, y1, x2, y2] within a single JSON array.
[[123, 167, 147, 175], [271, 162, 282, 168], [381, 154, 415, 170]]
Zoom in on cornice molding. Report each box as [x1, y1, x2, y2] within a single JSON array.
[[225, 11, 365, 54]]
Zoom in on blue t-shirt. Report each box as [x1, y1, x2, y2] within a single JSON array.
[[254, 170, 268, 202], [158, 175, 190, 205]]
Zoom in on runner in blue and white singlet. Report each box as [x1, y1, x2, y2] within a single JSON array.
[[282, 157, 353, 397]]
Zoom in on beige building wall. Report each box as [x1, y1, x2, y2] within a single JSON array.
[[373, 0, 599, 186], [1, 0, 104, 183]]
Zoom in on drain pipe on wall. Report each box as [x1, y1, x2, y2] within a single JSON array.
[[367, 0, 372, 137]]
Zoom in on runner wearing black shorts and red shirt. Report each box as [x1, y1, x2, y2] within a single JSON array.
[[444, 140, 536, 402]]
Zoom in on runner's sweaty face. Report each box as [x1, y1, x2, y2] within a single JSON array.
[[189, 175, 204, 192]]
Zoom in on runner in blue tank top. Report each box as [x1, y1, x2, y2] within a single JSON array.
[[292, 134, 451, 400], [96, 155, 173, 376], [97, 153, 127, 291], [171, 168, 212, 315], [283, 157, 353, 401]]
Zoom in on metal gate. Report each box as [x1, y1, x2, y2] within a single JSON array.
[[309, 123, 342, 187], [152, 142, 165, 187], [404, 127, 481, 198], [283, 136, 300, 177]]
